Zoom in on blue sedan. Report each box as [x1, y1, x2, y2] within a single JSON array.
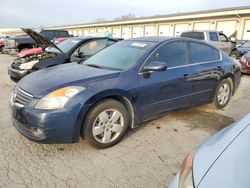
[[169, 113, 250, 188], [9, 37, 241, 148]]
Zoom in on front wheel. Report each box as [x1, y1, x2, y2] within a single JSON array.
[[213, 79, 232, 109], [82, 99, 129, 148]]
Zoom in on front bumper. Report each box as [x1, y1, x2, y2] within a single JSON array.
[[3, 48, 18, 55], [10, 100, 81, 144], [8, 66, 29, 81]]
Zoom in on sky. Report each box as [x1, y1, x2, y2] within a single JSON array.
[[0, 0, 249, 28]]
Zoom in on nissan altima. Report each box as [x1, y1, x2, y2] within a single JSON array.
[[9, 37, 241, 148]]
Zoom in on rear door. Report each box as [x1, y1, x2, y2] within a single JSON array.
[[187, 41, 222, 105], [138, 40, 192, 120]]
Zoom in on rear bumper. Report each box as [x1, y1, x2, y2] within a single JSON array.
[[8, 66, 28, 81]]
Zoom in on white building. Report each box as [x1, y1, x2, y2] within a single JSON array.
[[2, 6, 250, 40]]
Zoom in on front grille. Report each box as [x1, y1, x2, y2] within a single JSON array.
[[13, 87, 33, 106]]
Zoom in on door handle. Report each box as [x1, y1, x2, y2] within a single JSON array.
[[183, 74, 189, 79]]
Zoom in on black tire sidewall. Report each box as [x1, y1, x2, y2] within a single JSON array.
[[82, 99, 129, 149], [213, 79, 232, 109]]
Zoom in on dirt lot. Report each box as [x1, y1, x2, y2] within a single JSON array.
[[0, 54, 249, 188]]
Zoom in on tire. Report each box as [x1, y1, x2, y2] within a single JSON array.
[[213, 79, 232, 109], [0, 46, 4, 53], [82, 99, 129, 149]]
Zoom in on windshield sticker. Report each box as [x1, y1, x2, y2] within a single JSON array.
[[131, 42, 148, 48], [71, 40, 80, 43]]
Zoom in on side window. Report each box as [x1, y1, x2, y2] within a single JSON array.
[[55, 31, 68, 38], [107, 39, 116, 46], [189, 42, 220, 63], [78, 39, 108, 56], [148, 41, 187, 68], [209, 32, 219, 41], [219, 33, 229, 42]]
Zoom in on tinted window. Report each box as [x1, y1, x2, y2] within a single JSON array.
[[40, 30, 54, 40], [148, 41, 187, 68], [219, 33, 229, 42], [54, 31, 69, 38], [84, 41, 156, 70], [189, 42, 220, 63], [181, 32, 205, 40], [209, 32, 219, 41], [78, 39, 108, 56]]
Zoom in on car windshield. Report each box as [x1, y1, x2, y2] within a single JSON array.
[[46, 38, 82, 53], [83, 40, 156, 70], [241, 41, 250, 48]]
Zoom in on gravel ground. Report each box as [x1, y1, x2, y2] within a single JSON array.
[[0, 54, 249, 188]]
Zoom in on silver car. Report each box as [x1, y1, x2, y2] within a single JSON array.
[[181, 31, 235, 56], [169, 113, 250, 188]]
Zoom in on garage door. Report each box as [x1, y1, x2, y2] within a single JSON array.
[[73, 30, 78, 36], [243, 20, 250, 40], [158, 25, 171, 36], [175, 24, 189, 36], [83, 29, 90, 35], [132, 27, 143, 38], [122, 27, 131, 39], [194, 22, 210, 30], [97, 28, 104, 33], [112, 28, 121, 38], [144, 26, 156, 37], [90, 29, 97, 35], [216, 21, 236, 37], [78, 29, 83, 36]]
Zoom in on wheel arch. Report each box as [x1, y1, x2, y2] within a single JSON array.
[[75, 89, 137, 140]]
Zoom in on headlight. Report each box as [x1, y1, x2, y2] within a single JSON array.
[[179, 150, 195, 188], [35, 86, 85, 110], [19, 60, 39, 70], [241, 56, 247, 64]]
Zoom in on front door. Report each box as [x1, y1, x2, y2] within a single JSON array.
[[138, 40, 193, 120]]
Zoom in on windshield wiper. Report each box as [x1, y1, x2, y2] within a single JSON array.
[[85, 64, 103, 69]]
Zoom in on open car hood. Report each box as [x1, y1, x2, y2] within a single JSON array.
[[21, 28, 63, 53]]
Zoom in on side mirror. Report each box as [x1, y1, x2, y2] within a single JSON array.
[[143, 61, 167, 73]]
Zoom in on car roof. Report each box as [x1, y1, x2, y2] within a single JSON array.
[[127, 36, 177, 43], [70, 36, 118, 41]]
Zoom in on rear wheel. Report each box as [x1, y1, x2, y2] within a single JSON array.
[[0, 46, 4, 53], [213, 79, 232, 109], [82, 99, 129, 148]]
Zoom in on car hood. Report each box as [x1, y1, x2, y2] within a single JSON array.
[[22, 28, 63, 53], [193, 113, 250, 187], [18, 62, 120, 98]]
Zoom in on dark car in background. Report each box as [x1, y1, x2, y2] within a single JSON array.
[[8, 29, 121, 81], [9, 37, 241, 148], [169, 113, 250, 188], [234, 40, 250, 59], [3, 29, 69, 54]]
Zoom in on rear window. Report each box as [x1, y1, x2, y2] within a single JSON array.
[[181, 32, 205, 40], [189, 42, 220, 63], [209, 32, 219, 41]]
